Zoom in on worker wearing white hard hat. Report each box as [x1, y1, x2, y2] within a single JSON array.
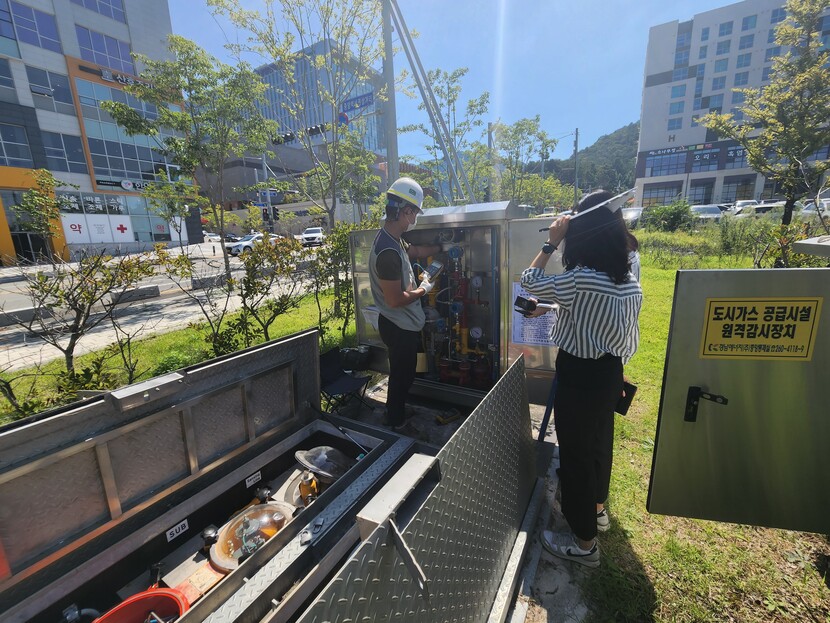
[[368, 177, 440, 432]]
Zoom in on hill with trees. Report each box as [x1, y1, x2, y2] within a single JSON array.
[[531, 121, 639, 193]]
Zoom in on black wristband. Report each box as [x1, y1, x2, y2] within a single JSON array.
[[541, 241, 557, 254]]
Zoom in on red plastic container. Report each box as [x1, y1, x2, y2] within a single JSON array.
[[94, 587, 189, 623]]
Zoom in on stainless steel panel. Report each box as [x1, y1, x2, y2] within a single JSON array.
[[296, 357, 536, 623], [191, 386, 247, 466], [108, 411, 189, 509], [0, 449, 108, 572], [416, 200, 530, 225], [648, 269, 830, 533], [247, 365, 296, 436], [505, 218, 562, 404]]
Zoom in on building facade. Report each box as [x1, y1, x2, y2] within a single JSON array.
[[255, 39, 386, 157], [635, 0, 830, 207], [0, 0, 192, 265]]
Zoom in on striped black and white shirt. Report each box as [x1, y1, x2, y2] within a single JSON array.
[[521, 266, 643, 364]]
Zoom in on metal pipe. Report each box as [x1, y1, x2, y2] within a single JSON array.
[[381, 0, 399, 184]]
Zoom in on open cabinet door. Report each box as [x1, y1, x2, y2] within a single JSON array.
[[647, 268, 829, 533]]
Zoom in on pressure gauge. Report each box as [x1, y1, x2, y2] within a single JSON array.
[[471, 275, 483, 289], [470, 326, 483, 340]]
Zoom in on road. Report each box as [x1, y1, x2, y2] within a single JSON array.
[[0, 243, 316, 373]]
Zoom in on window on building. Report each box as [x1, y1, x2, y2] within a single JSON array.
[[9, 1, 61, 53], [671, 84, 686, 98], [676, 31, 691, 49], [762, 66, 772, 81], [668, 118, 682, 131], [771, 8, 786, 24], [688, 182, 714, 204], [691, 148, 720, 172], [693, 97, 703, 110], [695, 76, 704, 97], [742, 15, 757, 31], [730, 107, 744, 121], [75, 77, 180, 183], [75, 25, 134, 74], [768, 29, 777, 44], [716, 40, 731, 55], [737, 53, 752, 68], [712, 76, 726, 90], [25, 66, 75, 115], [739, 34, 754, 49], [0, 122, 33, 167], [691, 114, 700, 127], [0, 56, 13, 88], [714, 58, 728, 72], [645, 152, 687, 177], [806, 145, 830, 162], [669, 101, 685, 115], [719, 21, 733, 36], [70, 0, 125, 23], [701, 26, 710, 41], [0, 0, 20, 57], [765, 46, 781, 62], [42, 132, 88, 174], [672, 67, 687, 81], [709, 94, 724, 109], [722, 177, 755, 202], [734, 71, 749, 86], [643, 182, 683, 206], [725, 147, 748, 169], [674, 50, 689, 67], [699, 45, 708, 59], [732, 91, 746, 104]]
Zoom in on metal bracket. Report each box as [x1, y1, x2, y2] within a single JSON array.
[[388, 519, 429, 601], [685, 386, 728, 422]]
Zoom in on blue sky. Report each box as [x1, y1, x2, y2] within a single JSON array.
[[168, 0, 731, 160]]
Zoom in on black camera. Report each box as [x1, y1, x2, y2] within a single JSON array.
[[514, 295, 555, 316]]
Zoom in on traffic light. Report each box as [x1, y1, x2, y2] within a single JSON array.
[[272, 206, 280, 221], [262, 207, 269, 221]]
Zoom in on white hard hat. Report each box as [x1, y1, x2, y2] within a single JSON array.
[[387, 177, 424, 211]]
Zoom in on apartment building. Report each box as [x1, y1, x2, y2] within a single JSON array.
[[635, 0, 830, 206], [0, 0, 190, 265]]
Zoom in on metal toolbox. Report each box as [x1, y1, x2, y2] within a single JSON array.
[[0, 329, 541, 623]]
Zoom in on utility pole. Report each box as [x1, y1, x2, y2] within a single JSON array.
[[381, 0, 399, 184], [573, 128, 579, 208], [487, 121, 493, 202]]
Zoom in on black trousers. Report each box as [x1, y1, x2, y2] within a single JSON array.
[[554, 349, 623, 541], [378, 314, 420, 426]]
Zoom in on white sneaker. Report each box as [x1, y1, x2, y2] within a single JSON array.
[[596, 508, 610, 532], [542, 530, 600, 568]]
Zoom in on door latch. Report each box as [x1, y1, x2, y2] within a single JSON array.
[[684, 386, 728, 422]]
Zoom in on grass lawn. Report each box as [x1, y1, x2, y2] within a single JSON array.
[[584, 263, 829, 622]]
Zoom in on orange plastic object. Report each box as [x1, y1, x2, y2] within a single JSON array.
[[93, 587, 189, 623]]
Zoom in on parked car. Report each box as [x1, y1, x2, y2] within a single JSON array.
[[734, 199, 759, 212], [621, 207, 644, 228], [801, 199, 830, 218], [224, 233, 241, 243], [301, 227, 325, 247], [203, 231, 221, 242], [691, 204, 723, 222], [230, 233, 282, 256]]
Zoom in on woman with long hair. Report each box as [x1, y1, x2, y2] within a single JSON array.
[[521, 190, 642, 567]]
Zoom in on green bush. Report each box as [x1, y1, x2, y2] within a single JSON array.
[[640, 199, 694, 232], [151, 350, 203, 375]]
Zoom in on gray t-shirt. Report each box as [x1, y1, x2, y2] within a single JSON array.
[[369, 228, 425, 332]]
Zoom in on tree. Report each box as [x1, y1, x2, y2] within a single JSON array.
[[102, 35, 278, 279], [400, 67, 490, 204], [209, 0, 385, 235], [3, 252, 156, 374], [493, 116, 557, 204], [701, 0, 830, 226], [141, 171, 208, 248]]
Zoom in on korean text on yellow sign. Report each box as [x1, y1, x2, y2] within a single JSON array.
[[700, 298, 822, 360]]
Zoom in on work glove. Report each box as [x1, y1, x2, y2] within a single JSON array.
[[419, 277, 434, 294]]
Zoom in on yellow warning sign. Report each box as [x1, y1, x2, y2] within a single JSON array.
[[700, 297, 822, 360]]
